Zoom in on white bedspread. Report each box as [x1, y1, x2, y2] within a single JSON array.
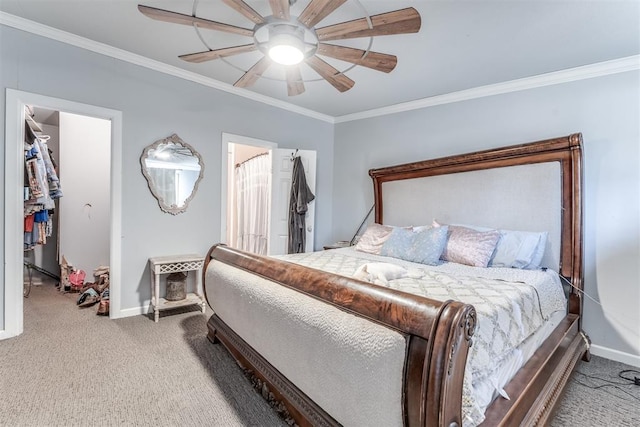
[[207, 259, 408, 427], [277, 247, 567, 426]]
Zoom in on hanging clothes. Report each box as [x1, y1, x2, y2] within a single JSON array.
[[287, 156, 315, 254], [24, 214, 36, 250], [37, 138, 63, 199], [235, 153, 270, 255], [23, 115, 63, 251]]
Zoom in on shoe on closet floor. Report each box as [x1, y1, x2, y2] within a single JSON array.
[[80, 282, 97, 294], [77, 288, 100, 307], [96, 299, 109, 316], [96, 289, 109, 315]]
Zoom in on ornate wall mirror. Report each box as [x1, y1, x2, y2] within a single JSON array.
[[141, 134, 204, 215]]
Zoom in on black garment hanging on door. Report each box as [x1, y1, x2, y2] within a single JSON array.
[[287, 156, 315, 254]]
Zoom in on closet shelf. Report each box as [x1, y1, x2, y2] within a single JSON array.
[[25, 115, 43, 133]]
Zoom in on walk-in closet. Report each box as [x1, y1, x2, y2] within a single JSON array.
[[22, 105, 112, 316]]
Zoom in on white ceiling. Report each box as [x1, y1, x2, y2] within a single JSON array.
[[2, 0, 639, 118]]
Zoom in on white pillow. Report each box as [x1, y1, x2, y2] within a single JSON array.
[[524, 231, 548, 269], [489, 230, 548, 269]]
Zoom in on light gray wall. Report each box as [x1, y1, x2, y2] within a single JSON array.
[[1, 25, 333, 315], [334, 71, 640, 360]]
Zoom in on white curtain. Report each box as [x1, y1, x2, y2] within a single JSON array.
[[235, 154, 270, 255]]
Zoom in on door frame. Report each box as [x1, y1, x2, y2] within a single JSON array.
[[220, 133, 276, 248], [2, 89, 123, 339]]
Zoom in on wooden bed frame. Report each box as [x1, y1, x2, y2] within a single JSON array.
[[203, 133, 589, 426]]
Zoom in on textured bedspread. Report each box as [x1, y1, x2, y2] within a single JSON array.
[[277, 247, 567, 426]]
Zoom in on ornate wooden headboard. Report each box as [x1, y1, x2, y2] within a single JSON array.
[[369, 133, 584, 315]]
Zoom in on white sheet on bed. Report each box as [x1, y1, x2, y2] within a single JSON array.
[[277, 247, 567, 426]]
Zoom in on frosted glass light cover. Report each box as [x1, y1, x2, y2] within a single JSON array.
[[269, 44, 304, 65]]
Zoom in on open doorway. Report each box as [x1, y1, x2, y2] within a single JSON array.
[[227, 143, 272, 254], [221, 133, 276, 256], [220, 133, 317, 257], [3, 89, 122, 340], [23, 108, 112, 281]]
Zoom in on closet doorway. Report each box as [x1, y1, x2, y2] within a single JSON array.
[[3, 89, 122, 340]]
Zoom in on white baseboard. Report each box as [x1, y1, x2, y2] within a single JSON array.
[[0, 329, 18, 341], [112, 301, 208, 320], [590, 344, 640, 368], [111, 304, 149, 319]]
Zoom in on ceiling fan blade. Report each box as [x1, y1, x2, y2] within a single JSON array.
[[317, 44, 397, 73], [269, 0, 290, 20], [179, 44, 257, 63], [234, 57, 271, 88], [286, 66, 305, 96], [221, 0, 266, 25], [316, 7, 421, 41], [138, 4, 253, 37], [306, 56, 354, 93], [298, 0, 347, 28]]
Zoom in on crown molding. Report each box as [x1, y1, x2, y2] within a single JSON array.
[[2, 12, 638, 126], [335, 55, 640, 123], [0, 12, 335, 124]]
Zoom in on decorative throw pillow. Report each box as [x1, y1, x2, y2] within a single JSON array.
[[355, 223, 393, 254], [380, 226, 449, 265], [410, 226, 450, 265], [379, 227, 414, 259], [441, 225, 500, 267]]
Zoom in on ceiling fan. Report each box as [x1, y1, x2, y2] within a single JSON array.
[[138, 0, 421, 96]]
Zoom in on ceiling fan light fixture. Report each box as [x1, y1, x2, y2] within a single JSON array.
[[268, 25, 305, 65], [139, 2, 422, 95]]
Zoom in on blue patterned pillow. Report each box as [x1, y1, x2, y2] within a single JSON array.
[[380, 226, 449, 265]]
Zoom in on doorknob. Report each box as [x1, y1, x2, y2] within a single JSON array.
[[307, 226, 312, 232]]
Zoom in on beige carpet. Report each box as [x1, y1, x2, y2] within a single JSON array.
[[1, 274, 638, 426], [0, 276, 286, 426], [550, 354, 640, 426]]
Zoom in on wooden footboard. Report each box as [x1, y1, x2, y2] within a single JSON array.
[[204, 244, 477, 427]]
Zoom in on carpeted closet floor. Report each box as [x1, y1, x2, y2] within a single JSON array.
[[0, 273, 638, 426]]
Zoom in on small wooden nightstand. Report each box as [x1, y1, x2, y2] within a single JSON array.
[[323, 241, 352, 250]]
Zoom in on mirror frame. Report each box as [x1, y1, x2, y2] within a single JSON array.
[[140, 133, 205, 215]]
